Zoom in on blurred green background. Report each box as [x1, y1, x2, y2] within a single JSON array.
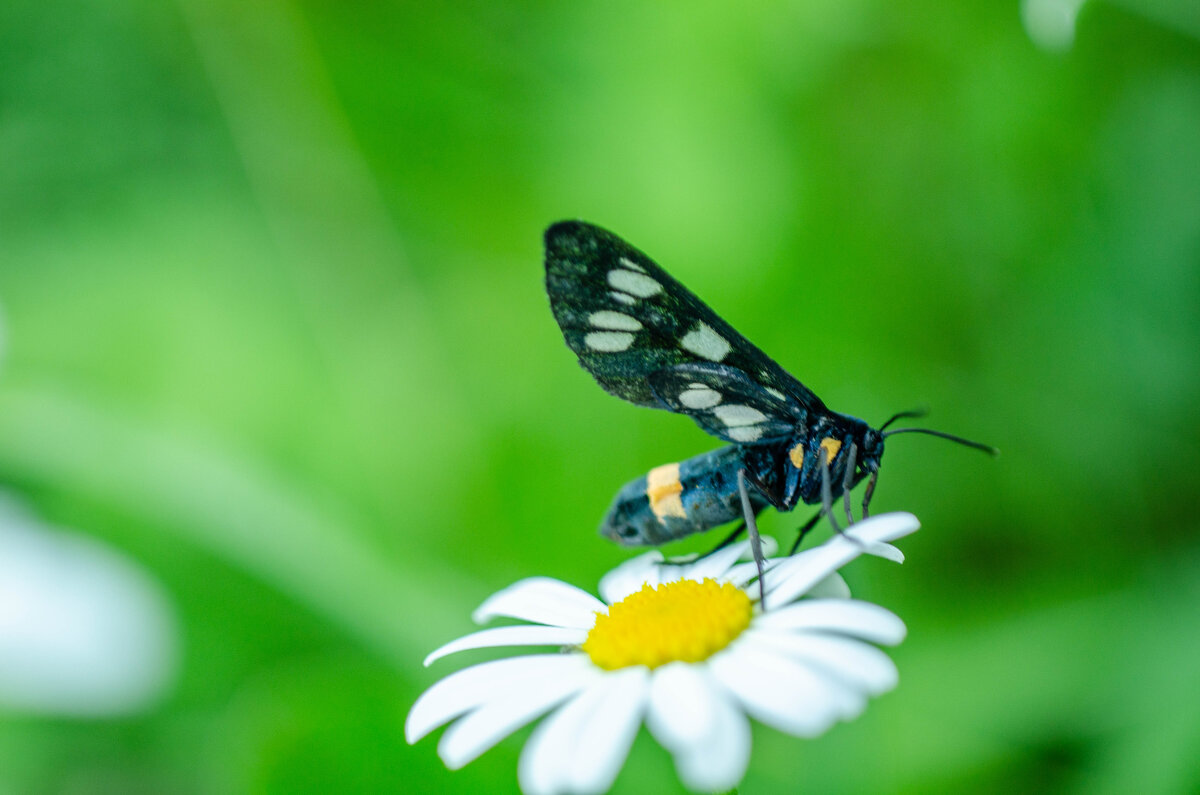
[[2, 0, 1199, 792]]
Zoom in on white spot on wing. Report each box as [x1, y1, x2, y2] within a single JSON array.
[[681, 322, 732, 362], [765, 387, 786, 401], [584, 331, 635, 352], [727, 426, 763, 443], [618, 256, 646, 274], [608, 269, 663, 298], [713, 404, 767, 426], [610, 291, 637, 306], [588, 311, 643, 331], [679, 384, 722, 409]]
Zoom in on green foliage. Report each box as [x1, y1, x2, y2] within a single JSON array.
[[1, 0, 1198, 792]]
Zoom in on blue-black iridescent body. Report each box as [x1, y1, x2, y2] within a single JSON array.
[[601, 446, 771, 547], [545, 220, 895, 549], [599, 421, 882, 547]]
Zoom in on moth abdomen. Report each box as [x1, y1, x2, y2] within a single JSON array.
[[599, 447, 772, 547]]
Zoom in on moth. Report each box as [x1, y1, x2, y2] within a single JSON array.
[[544, 221, 992, 584]]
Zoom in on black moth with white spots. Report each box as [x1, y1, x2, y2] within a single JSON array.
[[546, 219, 995, 584], [545, 220, 897, 553]]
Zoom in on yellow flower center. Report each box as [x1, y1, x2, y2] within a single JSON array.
[[583, 578, 752, 670]]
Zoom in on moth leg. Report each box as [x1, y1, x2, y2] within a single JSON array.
[[841, 441, 858, 526], [737, 470, 768, 608], [819, 447, 841, 534], [861, 470, 879, 518], [699, 520, 746, 559], [788, 510, 823, 555], [821, 449, 864, 548]]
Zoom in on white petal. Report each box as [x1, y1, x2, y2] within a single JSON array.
[[567, 667, 649, 793], [437, 659, 600, 768], [611, 539, 783, 600], [710, 641, 864, 737], [723, 557, 785, 590], [674, 683, 750, 793], [723, 521, 904, 592], [674, 542, 747, 582], [520, 680, 609, 795], [738, 633, 868, 721], [840, 512, 918, 546], [424, 626, 589, 666], [762, 513, 918, 609], [519, 668, 648, 795], [407, 655, 583, 743], [864, 541, 904, 563], [683, 536, 779, 583], [599, 551, 665, 604], [645, 663, 718, 751], [806, 572, 851, 599], [850, 512, 917, 537], [754, 599, 907, 645], [727, 556, 849, 602], [645, 662, 752, 790], [742, 629, 898, 695], [473, 577, 606, 628], [680, 550, 742, 582]]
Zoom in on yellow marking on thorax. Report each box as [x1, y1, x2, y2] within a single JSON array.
[[646, 462, 686, 522], [788, 443, 805, 469], [820, 437, 842, 465]]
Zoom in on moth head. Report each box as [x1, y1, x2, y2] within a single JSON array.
[[860, 428, 885, 470]]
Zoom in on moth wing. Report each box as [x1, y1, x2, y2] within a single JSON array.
[[544, 220, 827, 416], [648, 363, 801, 444]]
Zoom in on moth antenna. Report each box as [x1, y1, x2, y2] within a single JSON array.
[[882, 427, 998, 456], [879, 408, 927, 431]]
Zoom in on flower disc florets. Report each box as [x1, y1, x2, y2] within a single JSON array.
[[583, 578, 751, 670]]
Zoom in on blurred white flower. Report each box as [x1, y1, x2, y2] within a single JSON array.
[[1022, 0, 1088, 52], [0, 496, 179, 716], [408, 512, 918, 794]]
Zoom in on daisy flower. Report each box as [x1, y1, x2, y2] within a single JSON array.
[[407, 512, 918, 794]]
